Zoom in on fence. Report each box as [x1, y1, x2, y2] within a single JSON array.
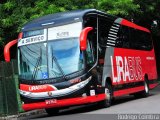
[[0, 59, 22, 117]]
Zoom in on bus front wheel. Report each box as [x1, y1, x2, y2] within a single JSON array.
[[45, 108, 59, 116], [99, 83, 112, 108]]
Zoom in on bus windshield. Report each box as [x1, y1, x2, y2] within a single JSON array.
[[18, 37, 84, 80]]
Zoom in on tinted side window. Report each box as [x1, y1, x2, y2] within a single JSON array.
[[116, 26, 130, 48], [86, 41, 94, 64], [116, 25, 153, 51], [98, 18, 114, 47], [84, 15, 97, 64], [130, 29, 152, 51]]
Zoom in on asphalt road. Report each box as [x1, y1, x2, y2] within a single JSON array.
[[27, 84, 160, 120]]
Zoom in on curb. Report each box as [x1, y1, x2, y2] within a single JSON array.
[[18, 109, 45, 120], [0, 109, 45, 120]]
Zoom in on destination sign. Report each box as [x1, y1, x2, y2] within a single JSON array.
[[23, 29, 44, 38], [48, 22, 82, 40], [18, 29, 47, 47]]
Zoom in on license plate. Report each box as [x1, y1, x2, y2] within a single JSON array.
[[45, 99, 57, 105]]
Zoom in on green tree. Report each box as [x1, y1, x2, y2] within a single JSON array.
[[133, 0, 160, 31], [97, 0, 140, 18]]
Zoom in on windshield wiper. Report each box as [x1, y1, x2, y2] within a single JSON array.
[[52, 55, 67, 80], [32, 46, 67, 80], [51, 47, 67, 80], [32, 47, 42, 80]]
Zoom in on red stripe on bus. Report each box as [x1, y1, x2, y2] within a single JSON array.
[[149, 83, 159, 89], [121, 19, 150, 33], [22, 93, 106, 111], [114, 86, 144, 97]]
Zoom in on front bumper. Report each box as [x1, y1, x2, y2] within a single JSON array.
[[22, 93, 106, 111]]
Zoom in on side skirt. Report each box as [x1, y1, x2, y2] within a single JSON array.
[[113, 79, 158, 97]]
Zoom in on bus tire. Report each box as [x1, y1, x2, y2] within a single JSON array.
[[142, 78, 149, 97], [99, 83, 112, 108], [134, 78, 149, 98], [45, 108, 59, 116]]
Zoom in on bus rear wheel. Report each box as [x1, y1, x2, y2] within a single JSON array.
[[99, 83, 112, 108], [45, 108, 59, 116], [134, 78, 149, 98]]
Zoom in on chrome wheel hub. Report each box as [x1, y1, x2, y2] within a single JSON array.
[[144, 81, 149, 93], [105, 88, 111, 100]]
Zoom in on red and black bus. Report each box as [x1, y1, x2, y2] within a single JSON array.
[[4, 9, 158, 115]]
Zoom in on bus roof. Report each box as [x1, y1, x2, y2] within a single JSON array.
[[22, 9, 116, 31], [22, 9, 150, 33]]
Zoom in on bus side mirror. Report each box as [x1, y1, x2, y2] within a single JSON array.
[[80, 27, 93, 51], [4, 32, 22, 62], [4, 39, 18, 62]]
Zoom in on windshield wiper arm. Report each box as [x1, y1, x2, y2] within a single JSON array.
[[32, 47, 42, 80], [51, 46, 67, 80], [52, 55, 67, 80]]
